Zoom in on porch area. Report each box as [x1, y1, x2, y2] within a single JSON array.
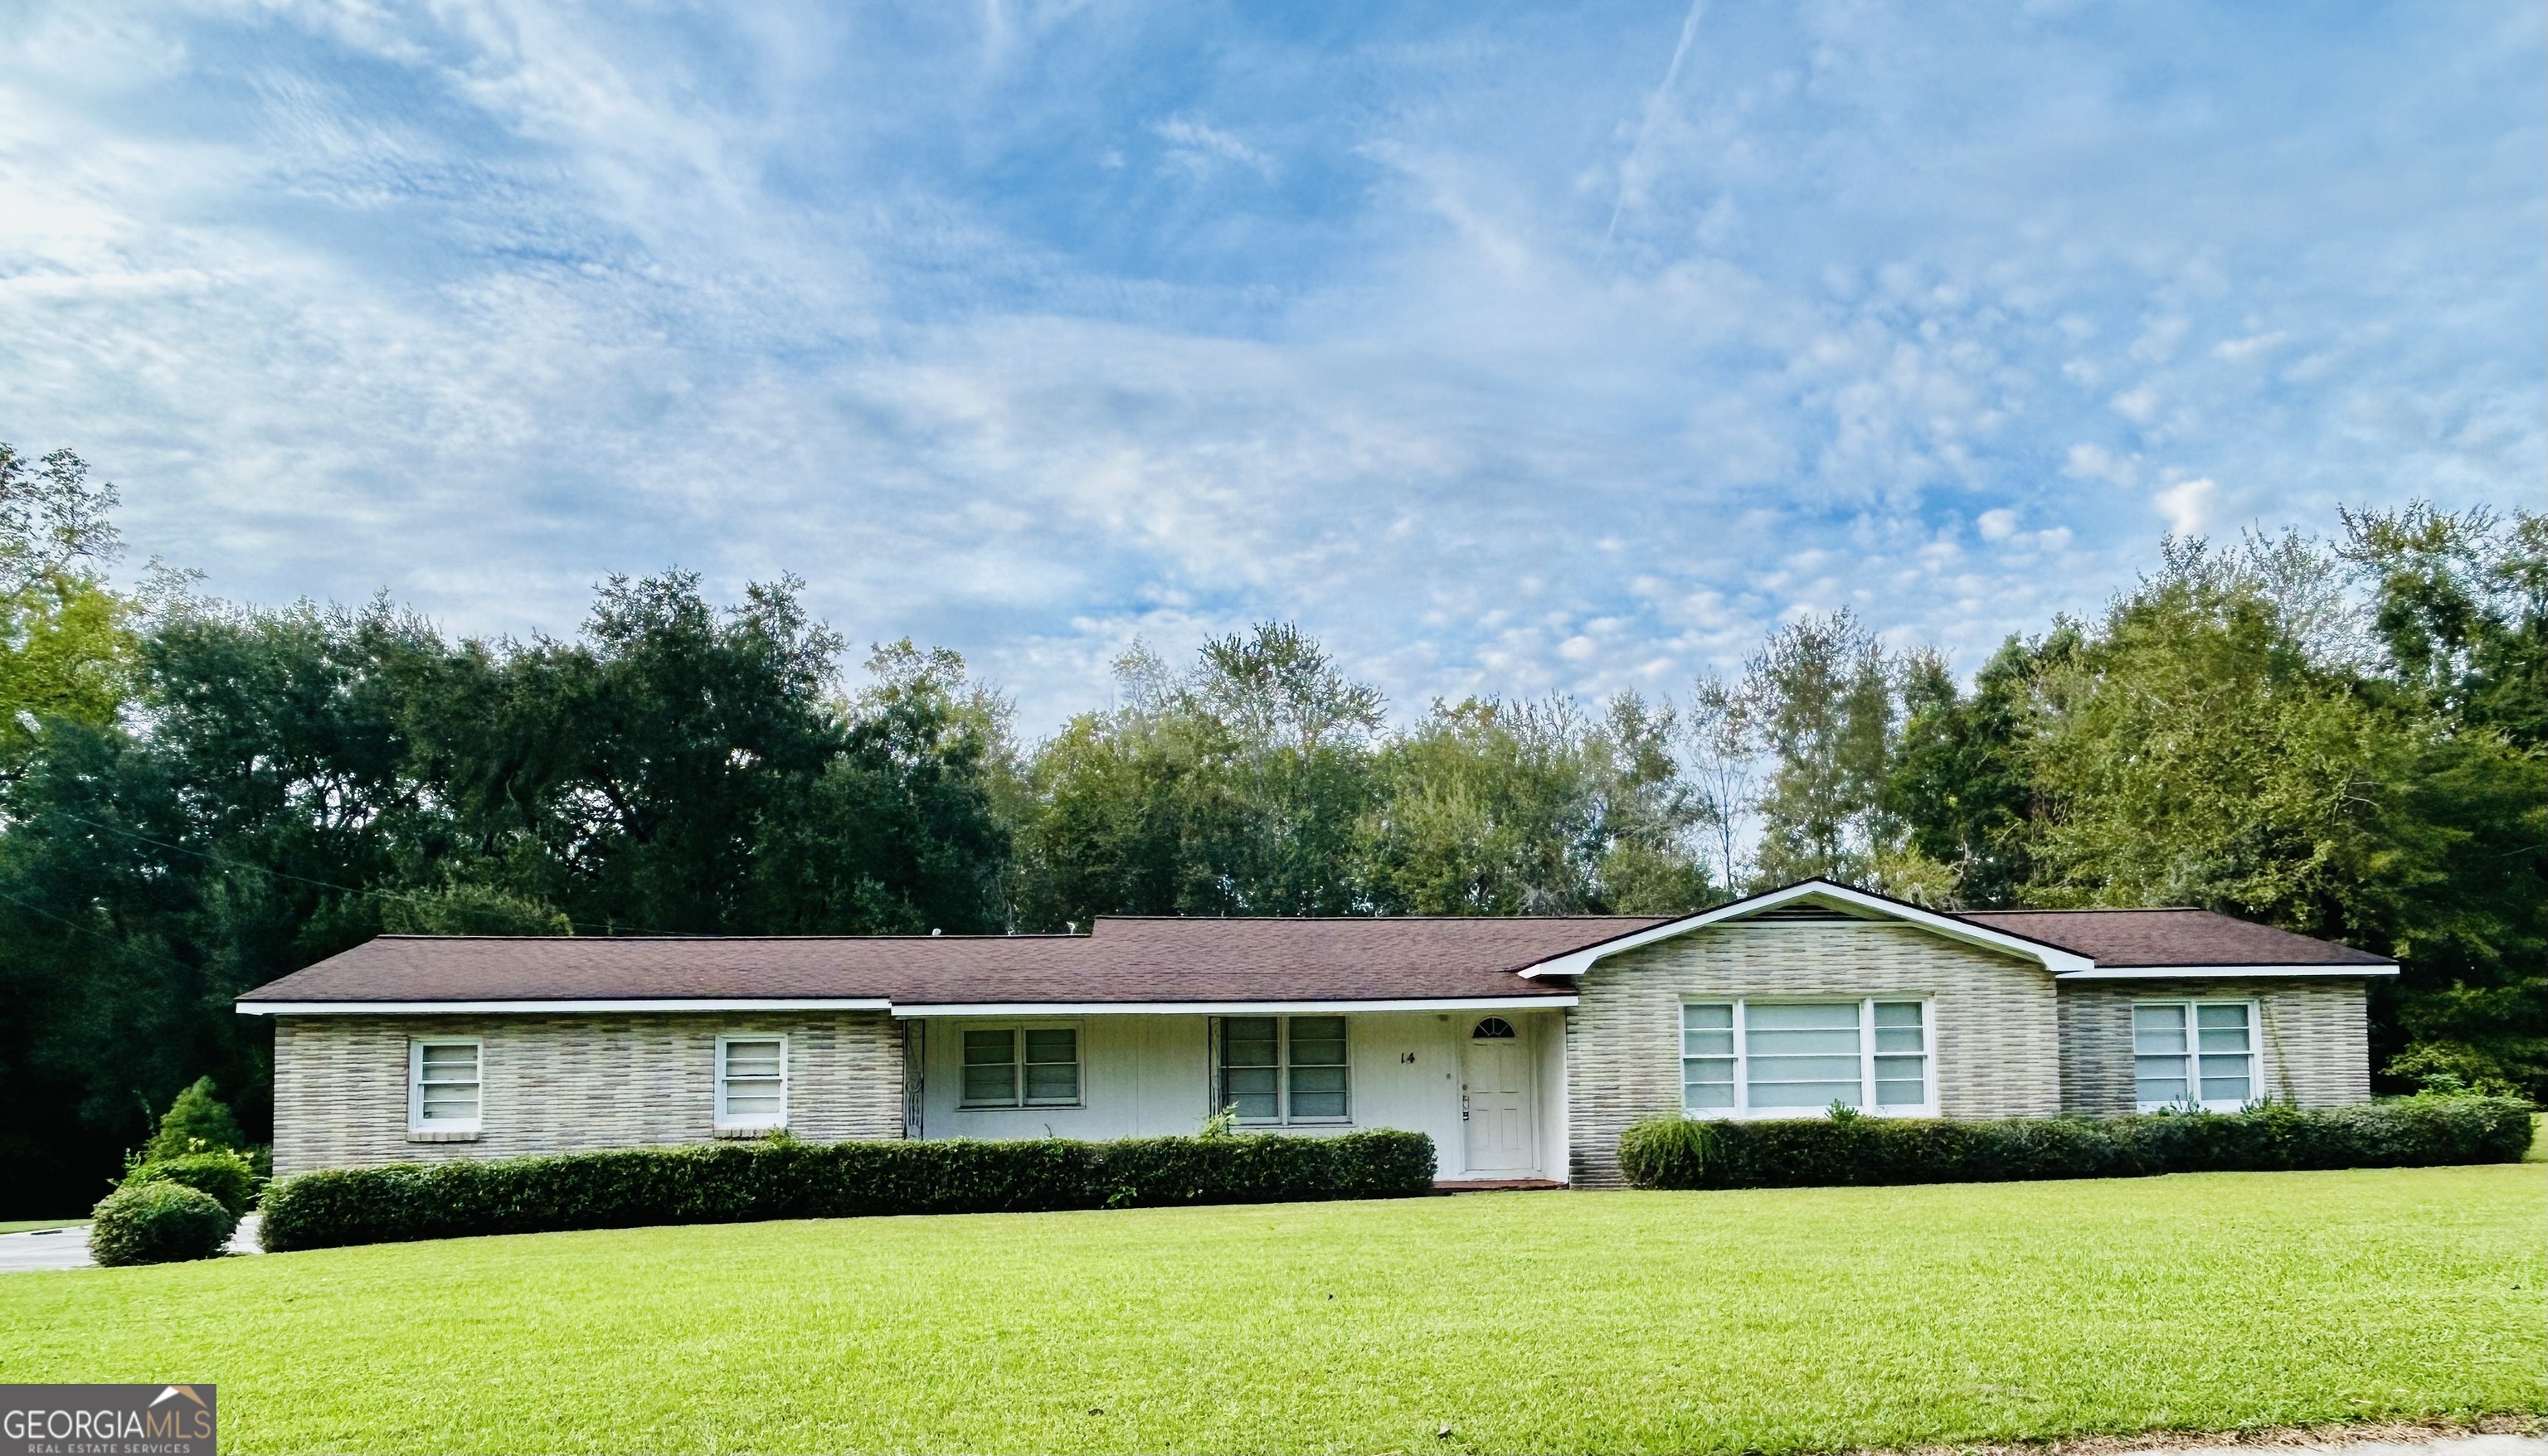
[[897, 1007, 1568, 1183]]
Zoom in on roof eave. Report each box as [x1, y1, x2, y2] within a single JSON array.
[[237, 997, 897, 1016], [2053, 963, 2397, 980]]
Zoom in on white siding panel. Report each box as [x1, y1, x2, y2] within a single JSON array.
[[910, 1009, 1560, 1178]]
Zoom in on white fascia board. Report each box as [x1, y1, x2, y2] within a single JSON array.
[[2054, 963, 2398, 980], [890, 995, 1578, 1019], [1516, 879, 2097, 978], [236, 997, 894, 1017]]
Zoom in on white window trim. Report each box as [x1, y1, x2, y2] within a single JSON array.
[[2132, 997, 2263, 1114], [1679, 998, 1938, 1121], [1216, 1015, 1354, 1127], [407, 1038, 484, 1136], [956, 1022, 1085, 1110], [715, 1033, 790, 1132]]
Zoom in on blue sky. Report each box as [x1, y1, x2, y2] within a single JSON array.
[[2, 2, 2539, 729]]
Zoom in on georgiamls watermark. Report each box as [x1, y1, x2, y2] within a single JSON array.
[[2, 1386, 215, 1456]]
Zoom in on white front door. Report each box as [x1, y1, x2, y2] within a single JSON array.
[[1461, 1018, 1537, 1177]]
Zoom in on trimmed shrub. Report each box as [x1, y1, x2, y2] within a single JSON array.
[[1617, 1094, 2536, 1191], [121, 1149, 261, 1217], [89, 1182, 238, 1267], [260, 1128, 1436, 1253]]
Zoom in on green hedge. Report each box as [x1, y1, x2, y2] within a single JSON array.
[[260, 1129, 1436, 1252], [89, 1182, 237, 1267], [1617, 1094, 2536, 1191], [121, 1150, 261, 1217]]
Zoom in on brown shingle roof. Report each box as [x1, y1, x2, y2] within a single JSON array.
[[236, 914, 1670, 1007], [1954, 908, 2391, 968], [236, 896, 2390, 1009]]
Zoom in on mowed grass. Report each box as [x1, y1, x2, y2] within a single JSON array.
[[2, 1166, 2540, 1455]]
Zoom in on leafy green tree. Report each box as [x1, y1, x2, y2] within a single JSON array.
[[141, 1076, 246, 1161], [1885, 631, 2077, 907], [0, 444, 135, 776], [1359, 692, 1714, 915], [1010, 624, 1380, 925], [2022, 537, 2404, 934], [1742, 611, 1899, 888], [745, 641, 1015, 934], [2337, 505, 2548, 1093]]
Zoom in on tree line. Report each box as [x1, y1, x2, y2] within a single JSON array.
[[0, 437, 2537, 1211]]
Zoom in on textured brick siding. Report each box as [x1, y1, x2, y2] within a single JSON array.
[[2055, 979, 2371, 1114], [271, 1012, 904, 1177], [1565, 923, 2059, 1187]]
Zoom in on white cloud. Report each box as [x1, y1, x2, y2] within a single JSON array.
[[2214, 330, 2288, 363], [2152, 477, 2219, 536], [0, 0, 2534, 728], [1151, 115, 1276, 181]]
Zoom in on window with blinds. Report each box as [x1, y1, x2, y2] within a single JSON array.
[[959, 1025, 1082, 1109], [2132, 1001, 2257, 1112], [1680, 1000, 1933, 1118], [717, 1036, 788, 1129], [410, 1041, 482, 1131], [1218, 1016, 1350, 1124]]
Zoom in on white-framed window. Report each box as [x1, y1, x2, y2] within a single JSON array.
[[717, 1035, 790, 1130], [959, 1024, 1082, 1109], [408, 1039, 483, 1133], [1218, 1016, 1350, 1124], [1680, 999, 1934, 1119], [2133, 1000, 2259, 1113]]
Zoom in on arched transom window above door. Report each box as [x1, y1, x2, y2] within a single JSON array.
[[1471, 1017, 1517, 1040]]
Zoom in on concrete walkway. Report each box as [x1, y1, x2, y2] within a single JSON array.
[[2167, 1439, 2541, 1456], [0, 1214, 261, 1272]]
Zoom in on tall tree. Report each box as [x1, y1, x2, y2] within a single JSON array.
[[1742, 610, 1899, 888], [1885, 630, 2077, 908], [1010, 624, 1382, 925]]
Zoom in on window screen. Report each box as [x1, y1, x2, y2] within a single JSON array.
[[1744, 1002, 1864, 1110], [960, 1026, 1081, 1108], [720, 1038, 785, 1124], [1219, 1017, 1349, 1124], [1871, 1002, 1928, 1111], [2134, 1001, 2255, 1112], [1679, 1000, 1933, 1119], [414, 1041, 480, 1126]]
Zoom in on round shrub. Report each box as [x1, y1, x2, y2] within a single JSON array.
[[122, 1149, 260, 1216], [89, 1182, 237, 1267]]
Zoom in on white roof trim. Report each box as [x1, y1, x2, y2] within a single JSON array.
[[239, 993, 1577, 1017], [1515, 879, 2098, 978], [237, 997, 895, 1017], [2055, 963, 2396, 980], [891, 995, 1577, 1018]]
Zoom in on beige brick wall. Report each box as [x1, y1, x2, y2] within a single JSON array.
[[2054, 979, 2371, 1114], [271, 1012, 905, 1177], [1564, 922, 2060, 1187]]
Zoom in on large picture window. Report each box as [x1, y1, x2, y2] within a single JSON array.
[[960, 1025, 1082, 1109], [1680, 1000, 1933, 1119], [1219, 1016, 1350, 1124], [408, 1040, 482, 1133], [717, 1035, 789, 1130], [2132, 1001, 2257, 1112]]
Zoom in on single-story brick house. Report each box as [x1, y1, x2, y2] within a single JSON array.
[[237, 879, 2395, 1187]]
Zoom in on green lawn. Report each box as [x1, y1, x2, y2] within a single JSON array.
[[0, 1218, 85, 1235], [2, 1166, 2540, 1455]]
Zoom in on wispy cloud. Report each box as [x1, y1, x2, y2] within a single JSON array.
[[0, 1, 2537, 730]]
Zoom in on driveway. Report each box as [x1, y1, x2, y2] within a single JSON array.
[[0, 1214, 261, 1272]]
